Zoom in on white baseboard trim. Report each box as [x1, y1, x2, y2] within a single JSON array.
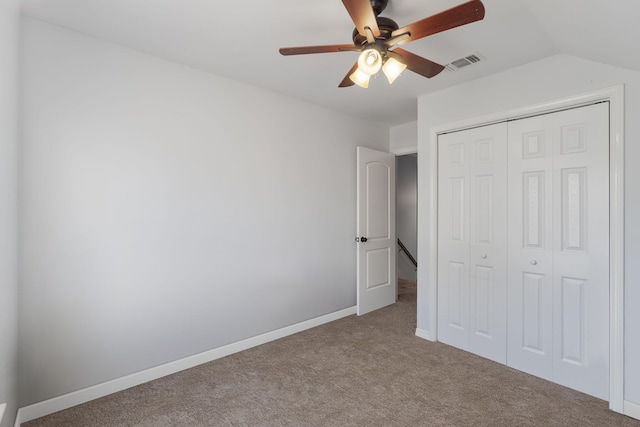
[[15, 306, 356, 426], [624, 400, 640, 421], [415, 328, 434, 341]]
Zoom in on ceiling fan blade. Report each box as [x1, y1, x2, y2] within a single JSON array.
[[339, 62, 359, 87], [391, 0, 485, 46], [390, 48, 445, 79], [280, 44, 360, 56], [342, 0, 380, 38]]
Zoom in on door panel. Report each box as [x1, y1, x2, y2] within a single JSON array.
[[356, 147, 396, 315], [472, 265, 493, 337], [508, 111, 555, 380], [449, 177, 466, 241], [439, 134, 470, 350], [475, 175, 494, 244], [561, 168, 586, 251], [559, 276, 586, 364], [468, 131, 508, 363], [365, 248, 391, 290], [508, 102, 609, 399], [438, 123, 508, 363], [521, 272, 547, 356], [366, 162, 391, 239], [447, 261, 466, 329], [523, 171, 546, 248], [551, 106, 609, 399]]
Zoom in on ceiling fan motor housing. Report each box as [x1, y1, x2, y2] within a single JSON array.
[[352, 16, 399, 47]]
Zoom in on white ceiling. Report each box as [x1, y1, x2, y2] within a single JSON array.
[[19, 0, 640, 126]]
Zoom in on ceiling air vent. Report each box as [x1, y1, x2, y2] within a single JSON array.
[[445, 53, 483, 72]]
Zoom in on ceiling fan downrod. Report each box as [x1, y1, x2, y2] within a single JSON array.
[[370, 0, 389, 16]]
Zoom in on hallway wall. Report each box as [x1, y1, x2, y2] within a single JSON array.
[[396, 155, 417, 282]]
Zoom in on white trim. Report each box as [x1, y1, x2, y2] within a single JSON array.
[[15, 306, 356, 425], [427, 122, 439, 341], [624, 400, 640, 421], [426, 85, 625, 412], [608, 87, 625, 414], [391, 146, 418, 156], [415, 328, 434, 341]]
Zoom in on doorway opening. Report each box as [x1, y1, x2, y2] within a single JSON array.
[[396, 154, 418, 299]]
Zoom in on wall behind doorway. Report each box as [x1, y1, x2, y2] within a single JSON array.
[[0, 0, 19, 426], [396, 155, 417, 283]]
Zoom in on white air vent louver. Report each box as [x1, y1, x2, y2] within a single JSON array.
[[445, 53, 483, 72]]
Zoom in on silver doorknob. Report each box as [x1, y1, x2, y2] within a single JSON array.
[[481, 254, 487, 259], [530, 259, 538, 265]]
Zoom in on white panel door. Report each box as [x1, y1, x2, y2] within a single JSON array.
[[356, 147, 396, 316], [437, 123, 508, 363], [507, 102, 609, 399]]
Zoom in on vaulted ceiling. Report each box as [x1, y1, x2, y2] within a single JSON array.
[[20, 0, 640, 126]]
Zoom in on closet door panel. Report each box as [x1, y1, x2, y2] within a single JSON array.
[[507, 116, 555, 380], [508, 102, 609, 399], [438, 136, 470, 350], [438, 123, 508, 363], [468, 127, 508, 364], [550, 103, 609, 400]]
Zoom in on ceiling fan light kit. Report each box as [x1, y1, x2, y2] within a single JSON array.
[[279, 0, 485, 89], [349, 50, 406, 88], [381, 57, 406, 84], [349, 67, 372, 88], [358, 48, 383, 75]]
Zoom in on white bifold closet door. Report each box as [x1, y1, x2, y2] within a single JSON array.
[[437, 123, 508, 364], [436, 102, 609, 400], [507, 102, 610, 400]]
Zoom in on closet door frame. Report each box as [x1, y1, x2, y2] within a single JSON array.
[[425, 85, 624, 412]]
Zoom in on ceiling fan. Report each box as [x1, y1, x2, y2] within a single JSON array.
[[279, 0, 485, 88]]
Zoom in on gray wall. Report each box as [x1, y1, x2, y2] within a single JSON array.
[[18, 18, 388, 405], [396, 155, 417, 282], [0, 1, 19, 426], [416, 54, 640, 405], [390, 122, 418, 153]]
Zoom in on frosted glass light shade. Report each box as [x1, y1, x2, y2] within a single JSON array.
[[349, 68, 371, 88], [357, 49, 382, 75], [382, 57, 407, 84]]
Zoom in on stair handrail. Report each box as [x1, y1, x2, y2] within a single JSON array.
[[397, 238, 417, 268]]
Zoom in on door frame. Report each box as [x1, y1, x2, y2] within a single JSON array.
[[424, 85, 625, 412]]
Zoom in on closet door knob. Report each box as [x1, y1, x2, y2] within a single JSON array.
[[530, 259, 538, 265], [481, 254, 487, 259]]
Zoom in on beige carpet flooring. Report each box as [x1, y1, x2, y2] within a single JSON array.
[[24, 281, 639, 426]]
